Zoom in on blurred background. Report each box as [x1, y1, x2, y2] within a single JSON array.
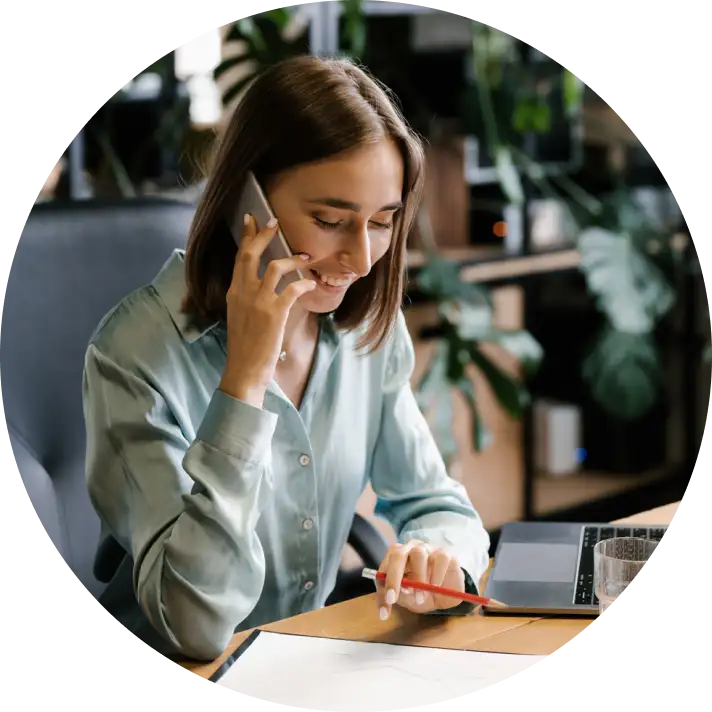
[[24, 2, 708, 561]]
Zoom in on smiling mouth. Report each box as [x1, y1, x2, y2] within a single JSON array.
[[309, 269, 353, 289]]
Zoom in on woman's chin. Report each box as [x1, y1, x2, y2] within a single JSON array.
[[299, 286, 347, 313]]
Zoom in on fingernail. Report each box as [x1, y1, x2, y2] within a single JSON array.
[[379, 606, 389, 621], [401, 587, 412, 596], [416, 592, 426, 605], [244, 213, 250, 226], [299, 253, 311, 261], [267, 217, 278, 228], [386, 589, 397, 605]]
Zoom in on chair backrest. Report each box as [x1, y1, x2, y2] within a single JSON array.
[[1, 198, 195, 596]]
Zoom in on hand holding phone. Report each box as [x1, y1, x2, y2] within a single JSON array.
[[231, 171, 304, 295], [219, 175, 316, 408]]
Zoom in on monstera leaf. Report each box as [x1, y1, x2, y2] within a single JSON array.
[[440, 296, 544, 380], [578, 227, 674, 419], [488, 330, 544, 378], [417, 257, 486, 303], [583, 327, 662, 420], [215, 9, 309, 106], [578, 227, 675, 334]]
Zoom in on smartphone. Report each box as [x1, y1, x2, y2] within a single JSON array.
[[231, 171, 304, 294]]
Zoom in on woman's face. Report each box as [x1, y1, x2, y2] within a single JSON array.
[[266, 138, 404, 314]]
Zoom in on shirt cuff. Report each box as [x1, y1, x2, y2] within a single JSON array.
[[196, 389, 278, 464]]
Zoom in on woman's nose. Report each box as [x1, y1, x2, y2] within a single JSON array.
[[344, 226, 372, 277]]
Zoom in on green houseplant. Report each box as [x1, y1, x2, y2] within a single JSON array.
[[412, 229, 543, 464], [214, 2, 368, 106], [461, 20, 681, 422]]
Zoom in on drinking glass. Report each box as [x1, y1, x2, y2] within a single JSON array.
[[593, 537, 658, 616]]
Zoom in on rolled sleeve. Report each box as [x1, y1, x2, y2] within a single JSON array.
[[84, 343, 274, 659], [369, 311, 491, 591]]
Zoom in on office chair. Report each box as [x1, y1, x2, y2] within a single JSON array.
[[1, 197, 387, 602]]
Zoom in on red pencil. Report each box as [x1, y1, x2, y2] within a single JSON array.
[[361, 568, 507, 609]]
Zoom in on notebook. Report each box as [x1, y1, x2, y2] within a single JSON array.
[[211, 630, 545, 711]]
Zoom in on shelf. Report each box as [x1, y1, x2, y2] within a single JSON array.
[[533, 467, 671, 518], [406, 246, 581, 285]]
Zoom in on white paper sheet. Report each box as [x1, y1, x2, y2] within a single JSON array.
[[214, 631, 545, 711]]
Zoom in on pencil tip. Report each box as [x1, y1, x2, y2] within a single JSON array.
[[487, 599, 508, 609]]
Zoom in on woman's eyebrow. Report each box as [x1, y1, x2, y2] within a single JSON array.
[[306, 197, 403, 212]]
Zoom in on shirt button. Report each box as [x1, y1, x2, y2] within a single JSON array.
[[299, 454, 311, 467], [304, 580, 314, 591], [302, 517, 314, 531]]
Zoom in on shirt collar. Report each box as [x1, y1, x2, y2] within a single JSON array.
[[151, 249, 219, 344]]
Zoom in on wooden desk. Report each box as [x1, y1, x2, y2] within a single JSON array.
[[183, 502, 678, 679]]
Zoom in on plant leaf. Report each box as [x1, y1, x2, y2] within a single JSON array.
[[413, 343, 458, 460], [213, 52, 258, 80], [222, 73, 258, 106], [414, 342, 447, 411], [456, 376, 493, 452], [578, 227, 675, 334], [262, 8, 292, 29], [225, 17, 267, 53], [583, 327, 662, 420], [488, 329, 544, 377], [465, 342, 529, 418], [450, 300, 493, 340], [445, 338, 467, 383], [416, 257, 462, 300], [562, 69, 583, 117], [494, 145, 524, 206], [431, 391, 458, 461], [417, 257, 490, 305]]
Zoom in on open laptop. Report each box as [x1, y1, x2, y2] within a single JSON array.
[[484, 521, 667, 615]]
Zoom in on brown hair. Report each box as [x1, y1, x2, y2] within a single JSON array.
[[183, 55, 425, 352]]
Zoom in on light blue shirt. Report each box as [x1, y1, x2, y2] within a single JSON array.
[[83, 249, 490, 660]]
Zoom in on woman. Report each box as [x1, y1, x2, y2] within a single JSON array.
[[83, 56, 490, 662]]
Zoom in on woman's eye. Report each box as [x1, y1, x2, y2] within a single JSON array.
[[313, 215, 394, 231], [314, 216, 342, 229]]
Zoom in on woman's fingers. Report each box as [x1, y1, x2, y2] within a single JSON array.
[[407, 545, 430, 607], [262, 253, 312, 294], [237, 214, 279, 281], [429, 549, 452, 588], [375, 542, 464, 619], [279, 278, 317, 309], [376, 542, 436, 619], [376, 543, 412, 620]]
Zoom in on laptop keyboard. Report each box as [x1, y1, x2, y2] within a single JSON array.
[[574, 525, 667, 606]]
